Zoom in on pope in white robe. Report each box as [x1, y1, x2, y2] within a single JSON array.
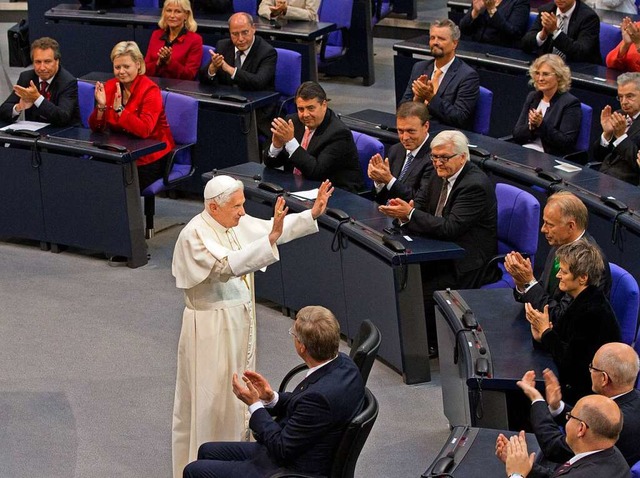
[[171, 175, 333, 478]]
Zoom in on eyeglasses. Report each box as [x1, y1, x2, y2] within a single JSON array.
[[588, 362, 610, 379], [617, 93, 637, 102], [532, 71, 554, 78], [288, 326, 300, 341], [565, 412, 590, 429], [429, 152, 460, 163]]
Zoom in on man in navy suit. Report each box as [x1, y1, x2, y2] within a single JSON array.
[[378, 130, 499, 356], [499, 395, 629, 477], [199, 12, 277, 137], [183, 305, 365, 478], [0, 37, 78, 126], [521, 0, 601, 64], [400, 19, 479, 130], [513, 343, 640, 468], [368, 101, 433, 204]]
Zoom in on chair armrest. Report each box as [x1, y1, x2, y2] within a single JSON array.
[[278, 363, 309, 392], [162, 142, 195, 187], [498, 134, 514, 142], [474, 252, 530, 288], [585, 161, 602, 171], [278, 95, 295, 117], [319, 27, 350, 63], [562, 151, 588, 165]]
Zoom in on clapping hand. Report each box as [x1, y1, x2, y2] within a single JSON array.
[[157, 46, 172, 66], [242, 370, 275, 402], [13, 80, 41, 104], [412, 74, 434, 103], [270, 117, 295, 148], [504, 251, 535, 289], [528, 108, 543, 130], [524, 303, 551, 342], [368, 153, 393, 184], [232, 372, 261, 405], [207, 50, 224, 75], [379, 198, 414, 222], [505, 431, 535, 477]]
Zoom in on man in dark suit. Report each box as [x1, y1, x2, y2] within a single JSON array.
[[504, 191, 611, 315], [521, 0, 601, 64], [400, 19, 479, 130], [591, 72, 640, 186], [368, 101, 433, 204], [199, 12, 277, 137], [263, 81, 364, 193], [514, 343, 640, 468], [183, 305, 365, 478], [498, 395, 629, 477], [379, 130, 499, 355], [0, 37, 78, 126]]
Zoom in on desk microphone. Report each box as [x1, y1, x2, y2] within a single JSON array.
[[211, 169, 262, 181]]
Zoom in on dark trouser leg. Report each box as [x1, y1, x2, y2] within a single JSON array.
[[183, 442, 278, 478]]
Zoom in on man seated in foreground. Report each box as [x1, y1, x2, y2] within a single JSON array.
[[183, 305, 365, 478], [497, 394, 629, 477]]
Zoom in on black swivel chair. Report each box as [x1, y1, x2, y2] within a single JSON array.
[[268, 387, 379, 478], [278, 319, 382, 389]]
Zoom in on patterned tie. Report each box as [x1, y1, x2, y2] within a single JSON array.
[[552, 15, 567, 59], [552, 460, 572, 477], [432, 68, 443, 95], [548, 255, 561, 293], [235, 50, 243, 69], [434, 178, 449, 217], [294, 127, 312, 176], [39, 81, 51, 101], [398, 152, 414, 181]]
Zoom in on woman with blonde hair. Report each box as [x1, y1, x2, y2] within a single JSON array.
[[144, 0, 203, 79], [90, 41, 174, 190], [512, 53, 582, 156]]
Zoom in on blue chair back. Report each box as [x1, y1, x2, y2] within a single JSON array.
[[351, 131, 384, 190], [472, 86, 492, 135], [576, 103, 593, 153], [600, 23, 621, 65], [135, 0, 159, 6], [609, 262, 640, 346], [160, 90, 198, 167], [482, 183, 540, 289], [201, 44, 215, 69], [528, 12, 537, 29], [77, 80, 96, 128], [274, 48, 302, 115], [318, 0, 354, 62], [631, 459, 640, 478], [233, 0, 257, 15]]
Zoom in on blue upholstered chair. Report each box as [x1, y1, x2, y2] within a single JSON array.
[[472, 86, 493, 136], [135, 0, 159, 7], [351, 131, 384, 190], [600, 23, 622, 65], [563, 103, 593, 164], [528, 11, 537, 29], [609, 262, 640, 346], [274, 48, 302, 116], [631, 460, 640, 478], [372, 0, 393, 25], [200, 44, 215, 70], [480, 183, 540, 289], [77, 80, 95, 128], [233, 0, 257, 15], [318, 0, 354, 65], [141, 91, 198, 238]]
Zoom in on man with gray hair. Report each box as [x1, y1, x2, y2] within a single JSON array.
[[379, 129, 499, 355], [400, 19, 479, 130], [591, 72, 640, 185], [171, 175, 332, 478]]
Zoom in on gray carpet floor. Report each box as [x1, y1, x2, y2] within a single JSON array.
[[0, 2, 461, 476]]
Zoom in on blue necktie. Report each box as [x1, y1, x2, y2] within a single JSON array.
[[398, 152, 414, 181]]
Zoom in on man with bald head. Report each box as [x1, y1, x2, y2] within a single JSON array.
[[499, 394, 629, 477], [516, 343, 640, 467], [505, 191, 611, 314]]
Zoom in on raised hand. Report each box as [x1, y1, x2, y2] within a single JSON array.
[[525, 303, 551, 342], [270, 117, 295, 148], [311, 180, 334, 219], [232, 372, 260, 405], [269, 196, 288, 245], [94, 81, 107, 108], [243, 370, 275, 402], [368, 153, 393, 183]]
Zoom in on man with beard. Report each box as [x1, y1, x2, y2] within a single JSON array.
[[400, 19, 479, 130]]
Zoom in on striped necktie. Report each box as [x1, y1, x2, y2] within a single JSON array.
[[398, 152, 414, 181]]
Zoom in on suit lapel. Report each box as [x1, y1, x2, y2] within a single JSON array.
[[435, 58, 459, 97]]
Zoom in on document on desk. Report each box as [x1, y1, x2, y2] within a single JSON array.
[[554, 160, 582, 173], [0, 120, 49, 131], [289, 188, 318, 200]]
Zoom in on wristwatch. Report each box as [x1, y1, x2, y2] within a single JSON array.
[[114, 105, 124, 113]]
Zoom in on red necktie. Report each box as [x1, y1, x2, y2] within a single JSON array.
[[39, 81, 51, 101], [553, 461, 572, 477], [294, 128, 312, 176]]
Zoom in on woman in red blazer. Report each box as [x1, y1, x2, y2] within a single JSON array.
[[144, 0, 203, 80], [90, 41, 175, 191]]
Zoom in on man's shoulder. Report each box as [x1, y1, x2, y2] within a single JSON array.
[[216, 38, 234, 52], [452, 57, 478, 78], [55, 67, 77, 85], [538, 1, 556, 13], [253, 35, 276, 54], [573, 0, 599, 20]]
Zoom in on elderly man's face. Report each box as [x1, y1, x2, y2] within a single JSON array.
[[430, 141, 466, 179], [617, 82, 640, 117], [229, 15, 256, 52], [540, 203, 575, 247], [33, 48, 59, 82], [209, 190, 246, 228]]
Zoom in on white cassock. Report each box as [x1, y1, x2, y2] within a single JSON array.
[[170, 208, 318, 478]]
